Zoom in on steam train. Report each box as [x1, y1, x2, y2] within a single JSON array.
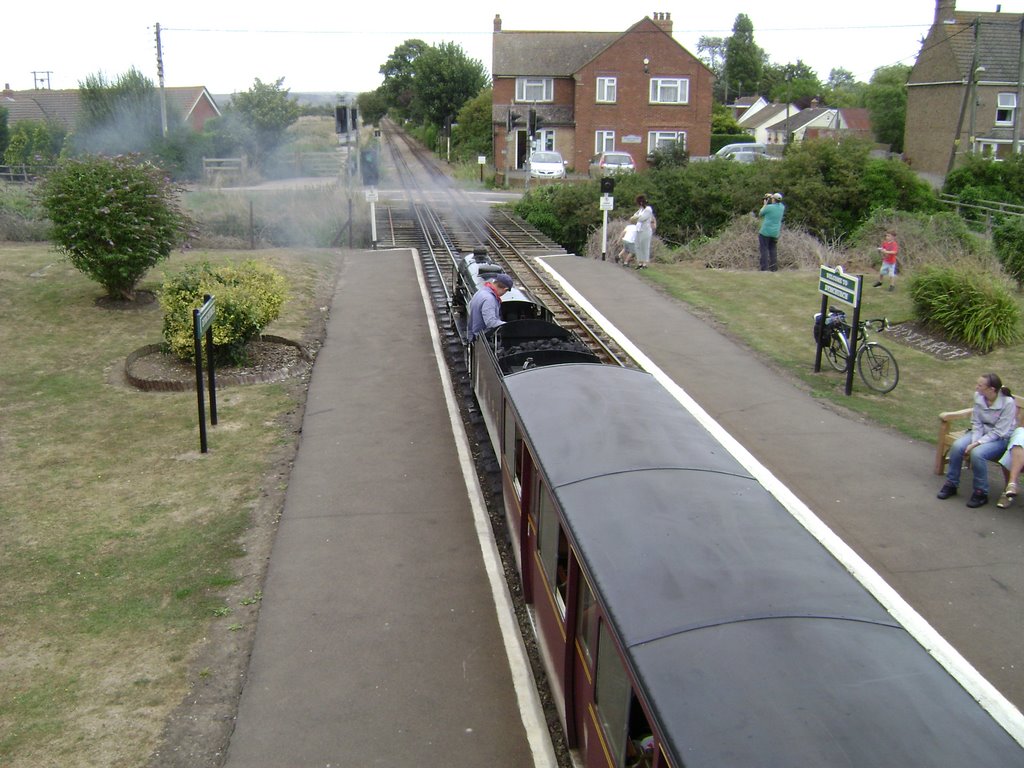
[[449, 249, 1024, 768]]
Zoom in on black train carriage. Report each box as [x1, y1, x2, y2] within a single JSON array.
[[493, 363, 1022, 768]]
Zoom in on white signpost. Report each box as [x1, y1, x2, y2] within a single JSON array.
[[600, 194, 614, 260], [365, 188, 378, 249]]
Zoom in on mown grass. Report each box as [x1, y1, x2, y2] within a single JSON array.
[[645, 263, 1024, 442], [0, 243, 336, 767]]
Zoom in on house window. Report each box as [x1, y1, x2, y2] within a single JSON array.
[[595, 130, 615, 153], [516, 77, 553, 103], [648, 131, 686, 155], [649, 77, 689, 105], [996, 93, 1017, 126], [596, 77, 617, 103]]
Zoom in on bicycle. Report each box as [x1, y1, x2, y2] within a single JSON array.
[[813, 308, 900, 394]]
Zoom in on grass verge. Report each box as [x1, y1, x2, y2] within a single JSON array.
[[645, 262, 1024, 443], [0, 243, 337, 767]]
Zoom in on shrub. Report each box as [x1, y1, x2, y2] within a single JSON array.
[[994, 217, 1024, 290], [908, 265, 1021, 352], [513, 183, 603, 255], [37, 155, 190, 300], [159, 260, 287, 364], [849, 208, 985, 273]]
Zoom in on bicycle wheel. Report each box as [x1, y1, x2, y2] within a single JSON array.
[[824, 331, 849, 372], [857, 342, 899, 393]]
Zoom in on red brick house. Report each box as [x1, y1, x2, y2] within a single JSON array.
[[491, 13, 713, 175], [1, 84, 221, 132], [904, 0, 1024, 178]]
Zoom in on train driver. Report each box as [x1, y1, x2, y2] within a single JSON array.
[[468, 273, 513, 342]]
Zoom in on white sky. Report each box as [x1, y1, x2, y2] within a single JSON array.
[[2, 1, 1021, 97]]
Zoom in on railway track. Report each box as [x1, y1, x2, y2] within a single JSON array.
[[376, 120, 639, 369]]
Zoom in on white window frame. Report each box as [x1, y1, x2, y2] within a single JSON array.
[[996, 92, 1017, 127], [649, 77, 690, 105], [537, 129, 555, 152], [516, 77, 554, 103], [596, 77, 617, 103], [595, 130, 615, 154], [647, 130, 686, 155]]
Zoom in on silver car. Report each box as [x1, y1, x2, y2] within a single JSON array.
[[528, 151, 567, 179], [588, 151, 635, 177]]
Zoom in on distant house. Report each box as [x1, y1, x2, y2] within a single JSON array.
[[0, 84, 221, 132], [904, 0, 1024, 177], [491, 12, 714, 174], [737, 102, 801, 145], [763, 107, 842, 146], [729, 95, 768, 123]]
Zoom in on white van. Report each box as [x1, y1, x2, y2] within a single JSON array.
[[715, 142, 770, 158]]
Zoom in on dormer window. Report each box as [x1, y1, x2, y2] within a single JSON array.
[[516, 77, 553, 103], [996, 93, 1017, 126]]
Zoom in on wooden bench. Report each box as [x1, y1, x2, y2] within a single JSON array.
[[934, 394, 1024, 475]]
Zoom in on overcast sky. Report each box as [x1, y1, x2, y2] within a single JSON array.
[[2, 1, 1021, 97]]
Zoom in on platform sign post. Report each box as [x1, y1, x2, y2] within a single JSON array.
[[478, 155, 486, 183], [599, 193, 614, 261], [365, 188, 378, 250], [816, 265, 863, 396], [193, 294, 218, 453]]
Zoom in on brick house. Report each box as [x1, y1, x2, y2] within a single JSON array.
[[491, 13, 713, 175], [904, 0, 1024, 177], [1, 84, 221, 132]]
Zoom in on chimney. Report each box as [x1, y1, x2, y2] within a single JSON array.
[[493, 14, 502, 33], [935, 0, 957, 24], [652, 11, 673, 34], [2, 83, 13, 99]]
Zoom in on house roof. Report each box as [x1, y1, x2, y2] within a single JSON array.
[[493, 30, 621, 77], [737, 103, 795, 129], [0, 86, 220, 129], [912, 10, 1024, 85], [839, 107, 872, 132], [764, 107, 837, 134]]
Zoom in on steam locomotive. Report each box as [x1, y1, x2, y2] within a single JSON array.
[[449, 249, 1023, 768]]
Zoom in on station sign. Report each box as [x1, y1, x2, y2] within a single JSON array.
[[365, 189, 379, 203], [818, 265, 861, 307], [599, 194, 614, 211]]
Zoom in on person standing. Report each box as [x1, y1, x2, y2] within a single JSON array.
[[630, 195, 655, 269], [467, 273, 513, 342], [996, 427, 1024, 508], [874, 231, 899, 291], [937, 373, 1017, 508], [757, 192, 785, 272]]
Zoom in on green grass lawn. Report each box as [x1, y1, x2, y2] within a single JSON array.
[[645, 263, 1024, 443], [0, 243, 336, 767]]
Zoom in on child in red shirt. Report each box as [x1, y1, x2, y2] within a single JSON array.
[[874, 231, 899, 291]]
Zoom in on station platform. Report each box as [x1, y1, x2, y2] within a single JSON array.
[[223, 250, 551, 768], [540, 254, 1024, 720]]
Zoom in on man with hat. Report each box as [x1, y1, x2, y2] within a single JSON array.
[[468, 273, 514, 341], [757, 192, 785, 272]]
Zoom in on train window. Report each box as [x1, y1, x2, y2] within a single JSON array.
[[576, 575, 597, 667], [623, 697, 655, 768], [594, 621, 630, 766], [502, 402, 525, 495], [536, 486, 569, 617]]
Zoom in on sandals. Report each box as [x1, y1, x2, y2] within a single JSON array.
[[996, 482, 1018, 509]]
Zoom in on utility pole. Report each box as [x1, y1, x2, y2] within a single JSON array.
[[31, 71, 52, 89], [155, 23, 168, 137]]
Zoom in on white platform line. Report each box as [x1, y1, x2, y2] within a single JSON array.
[[536, 256, 1024, 747]]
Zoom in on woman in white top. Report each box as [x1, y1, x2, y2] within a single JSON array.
[[630, 195, 654, 269]]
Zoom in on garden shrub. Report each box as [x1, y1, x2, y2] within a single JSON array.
[[37, 154, 190, 299], [992, 216, 1024, 291], [160, 260, 287, 364], [908, 265, 1021, 353], [849, 208, 984, 272], [513, 183, 603, 255]]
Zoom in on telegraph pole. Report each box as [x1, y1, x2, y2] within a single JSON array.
[[155, 23, 168, 137]]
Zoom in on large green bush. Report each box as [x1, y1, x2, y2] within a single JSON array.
[[944, 154, 1024, 206], [37, 155, 190, 300], [159, 260, 287, 364], [513, 183, 603, 255], [993, 216, 1024, 290], [908, 265, 1021, 352]]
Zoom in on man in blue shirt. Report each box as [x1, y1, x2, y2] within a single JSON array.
[[468, 273, 513, 341], [758, 192, 785, 272]]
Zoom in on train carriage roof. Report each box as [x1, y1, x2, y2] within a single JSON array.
[[503, 364, 1023, 765]]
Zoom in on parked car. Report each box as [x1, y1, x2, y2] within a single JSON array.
[[588, 151, 635, 177], [727, 150, 777, 163], [715, 142, 771, 158], [527, 151, 567, 179]]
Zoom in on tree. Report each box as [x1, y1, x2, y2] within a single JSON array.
[[824, 68, 866, 108], [74, 68, 162, 155], [407, 41, 488, 127], [379, 39, 429, 119], [763, 61, 823, 106], [697, 36, 727, 101], [3, 120, 66, 168], [0, 106, 9, 158], [864, 64, 910, 152], [357, 88, 389, 126], [38, 155, 190, 300], [451, 87, 493, 162], [723, 14, 764, 99], [229, 77, 301, 169], [711, 102, 745, 135]]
